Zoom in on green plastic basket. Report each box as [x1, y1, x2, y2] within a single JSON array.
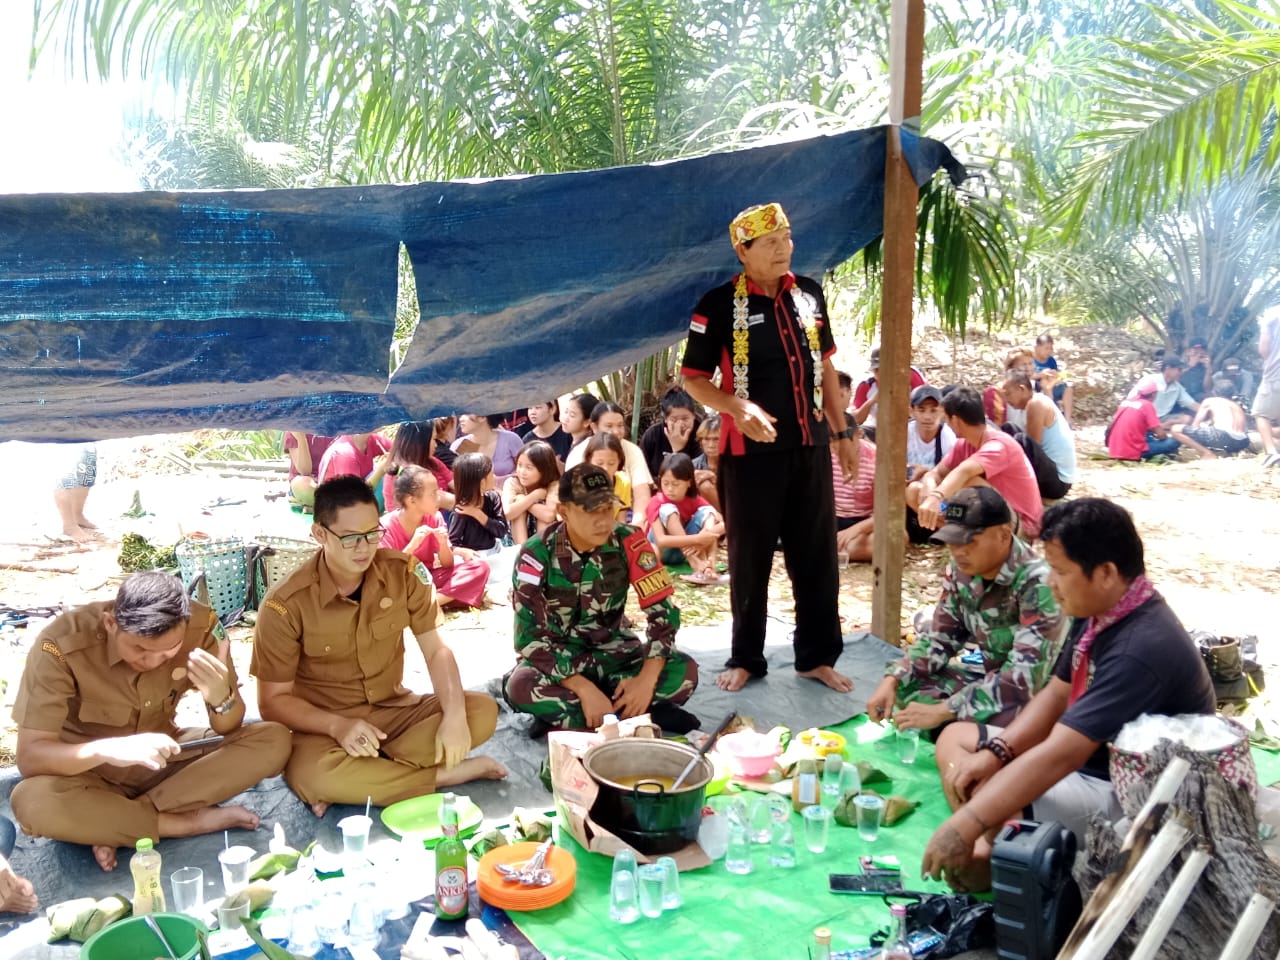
[[176, 536, 247, 622]]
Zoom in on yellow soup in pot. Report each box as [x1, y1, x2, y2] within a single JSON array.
[[612, 775, 679, 792]]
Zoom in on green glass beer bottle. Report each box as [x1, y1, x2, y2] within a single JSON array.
[[434, 793, 469, 920]]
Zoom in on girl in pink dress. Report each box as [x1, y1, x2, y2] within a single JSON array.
[[380, 465, 490, 609], [501, 440, 561, 544]]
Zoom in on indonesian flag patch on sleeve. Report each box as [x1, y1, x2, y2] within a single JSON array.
[[689, 314, 708, 335], [621, 529, 675, 608], [516, 553, 544, 586]]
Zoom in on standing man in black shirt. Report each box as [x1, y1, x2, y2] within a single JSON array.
[[681, 203, 858, 693]]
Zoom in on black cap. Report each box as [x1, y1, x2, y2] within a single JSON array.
[[1224, 356, 1242, 370], [1161, 356, 1185, 370], [558, 464, 621, 511], [929, 487, 1012, 545], [910, 385, 943, 407]]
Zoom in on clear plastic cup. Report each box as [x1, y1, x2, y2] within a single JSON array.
[[724, 821, 754, 875], [338, 814, 373, 868], [656, 856, 682, 909], [347, 881, 379, 945], [314, 887, 348, 943], [821, 755, 844, 809], [897, 727, 920, 765], [609, 850, 641, 924], [287, 903, 322, 956], [855, 794, 886, 842], [218, 846, 255, 896], [838, 762, 862, 797], [802, 804, 832, 854], [768, 818, 797, 868], [748, 795, 773, 843], [218, 897, 250, 931], [170, 866, 204, 916], [637, 863, 665, 918]]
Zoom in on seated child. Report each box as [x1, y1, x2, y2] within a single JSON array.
[[692, 414, 722, 514], [1033, 333, 1075, 423], [448, 453, 510, 552], [502, 440, 561, 544], [646, 452, 726, 585], [380, 465, 490, 608], [433, 415, 461, 467], [584, 432, 632, 521]]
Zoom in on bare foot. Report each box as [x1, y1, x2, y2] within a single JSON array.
[[92, 845, 118, 872], [436, 755, 509, 787], [796, 665, 854, 693], [0, 872, 38, 914], [77, 516, 98, 530], [310, 801, 330, 818], [157, 804, 260, 838], [716, 667, 753, 692], [61, 523, 93, 544]]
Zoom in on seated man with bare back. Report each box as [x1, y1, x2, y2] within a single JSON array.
[[10, 572, 291, 871]]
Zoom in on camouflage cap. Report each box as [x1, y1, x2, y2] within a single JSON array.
[[558, 464, 621, 511]]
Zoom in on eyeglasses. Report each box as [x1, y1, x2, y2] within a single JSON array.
[[321, 525, 382, 549]]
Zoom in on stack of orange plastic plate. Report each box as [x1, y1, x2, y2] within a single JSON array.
[[477, 842, 577, 911]]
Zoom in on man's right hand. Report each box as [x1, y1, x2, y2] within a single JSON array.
[[97, 733, 181, 771], [575, 682, 614, 729], [946, 747, 1003, 803], [333, 718, 388, 758], [917, 491, 945, 530], [733, 400, 778, 443], [865, 676, 899, 724]]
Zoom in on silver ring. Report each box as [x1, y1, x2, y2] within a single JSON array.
[[357, 735, 368, 745]]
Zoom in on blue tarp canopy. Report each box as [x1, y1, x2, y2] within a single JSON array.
[[0, 126, 958, 441]]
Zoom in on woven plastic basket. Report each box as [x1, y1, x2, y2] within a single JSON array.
[[254, 535, 317, 601], [176, 536, 247, 622]]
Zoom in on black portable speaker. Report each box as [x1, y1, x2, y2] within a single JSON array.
[[990, 819, 1082, 959]]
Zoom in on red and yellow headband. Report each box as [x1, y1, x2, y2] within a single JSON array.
[[729, 202, 790, 246]]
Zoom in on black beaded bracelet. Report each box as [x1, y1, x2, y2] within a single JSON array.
[[977, 736, 1015, 765]]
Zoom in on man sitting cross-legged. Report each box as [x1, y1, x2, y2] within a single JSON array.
[[10, 572, 291, 871], [1171, 380, 1254, 459], [921, 499, 1215, 893], [865, 487, 1067, 733], [252, 476, 506, 818], [503, 465, 701, 735]]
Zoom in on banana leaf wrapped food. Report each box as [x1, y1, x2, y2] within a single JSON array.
[[46, 894, 130, 943], [512, 807, 553, 843], [469, 828, 510, 858]]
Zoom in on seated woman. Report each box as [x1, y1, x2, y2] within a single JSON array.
[[646, 453, 726, 585], [520, 401, 574, 464], [691, 414, 722, 514], [502, 441, 561, 545], [432, 415, 461, 468], [564, 401, 653, 517], [583, 432, 632, 521], [451, 413, 525, 482], [284, 431, 334, 508], [448, 452, 510, 553], [381, 421, 455, 513], [380, 465, 490, 609], [559, 392, 599, 455]]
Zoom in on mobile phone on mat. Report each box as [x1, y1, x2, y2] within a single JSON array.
[[828, 873, 899, 895]]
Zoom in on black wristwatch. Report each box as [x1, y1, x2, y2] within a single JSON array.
[[832, 427, 856, 441]]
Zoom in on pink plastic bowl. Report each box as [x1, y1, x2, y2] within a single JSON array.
[[716, 731, 782, 778]]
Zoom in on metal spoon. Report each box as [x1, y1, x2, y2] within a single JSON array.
[[142, 915, 179, 960], [671, 711, 737, 790]]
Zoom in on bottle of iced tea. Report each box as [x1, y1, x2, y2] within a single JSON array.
[[130, 838, 165, 915]]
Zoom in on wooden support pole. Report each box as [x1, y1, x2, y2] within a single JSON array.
[[1219, 893, 1275, 960], [1065, 814, 1194, 960], [870, 0, 924, 645], [1127, 847, 1212, 960]]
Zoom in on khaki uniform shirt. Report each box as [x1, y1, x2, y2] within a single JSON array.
[[12, 601, 226, 742], [251, 548, 440, 711]]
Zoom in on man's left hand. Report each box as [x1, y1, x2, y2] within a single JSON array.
[[921, 814, 982, 891], [665, 419, 693, 451], [188, 644, 233, 707], [835, 438, 859, 484], [894, 700, 954, 731], [611, 675, 658, 719], [434, 712, 472, 770]]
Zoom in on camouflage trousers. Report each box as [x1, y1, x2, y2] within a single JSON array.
[[897, 665, 1019, 727], [503, 648, 698, 730]]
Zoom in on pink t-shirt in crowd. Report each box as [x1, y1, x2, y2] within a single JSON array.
[[284, 433, 334, 480], [644, 491, 711, 528], [317, 434, 390, 483], [941, 429, 1043, 538], [832, 439, 876, 519], [1107, 400, 1160, 461], [379, 508, 448, 567]]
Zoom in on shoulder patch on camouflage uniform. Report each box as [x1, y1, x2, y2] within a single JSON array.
[[41, 641, 67, 665], [620, 529, 675, 608], [261, 598, 289, 617]]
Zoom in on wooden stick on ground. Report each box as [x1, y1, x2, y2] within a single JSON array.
[[1061, 812, 1194, 960], [1128, 846, 1212, 960]]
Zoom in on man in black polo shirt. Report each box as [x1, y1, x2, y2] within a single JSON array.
[[681, 202, 858, 693], [921, 498, 1214, 893]]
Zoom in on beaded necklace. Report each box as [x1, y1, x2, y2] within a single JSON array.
[[731, 273, 824, 418]]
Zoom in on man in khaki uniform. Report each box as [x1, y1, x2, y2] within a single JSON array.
[[252, 475, 505, 816], [11, 572, 291, 872]]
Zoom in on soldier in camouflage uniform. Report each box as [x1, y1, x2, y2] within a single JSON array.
[[865, 487, 1067, 732], [504, 465, 700, 733]]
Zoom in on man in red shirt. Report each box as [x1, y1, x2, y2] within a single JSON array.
[[852, 346, 928, 442], [1106, 382, 1180, 461], [908, 387, 1043, 539]]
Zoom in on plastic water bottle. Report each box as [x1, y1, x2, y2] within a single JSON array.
[[130, 838, 165, 915]]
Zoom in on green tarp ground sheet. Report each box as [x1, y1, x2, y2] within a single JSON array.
[[508, 716, 953, 959]]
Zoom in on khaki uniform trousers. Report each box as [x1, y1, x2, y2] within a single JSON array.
[[285, 691, 498, 806], [11, 721, 291, 848]]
